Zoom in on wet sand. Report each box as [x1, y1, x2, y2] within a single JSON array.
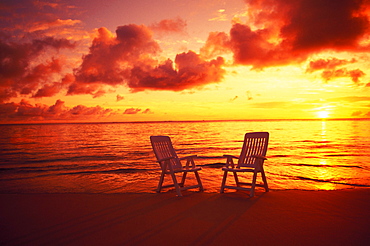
[[1, 189, 369, 245]]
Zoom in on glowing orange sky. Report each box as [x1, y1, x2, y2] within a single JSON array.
[[1, 0, 370, 123]]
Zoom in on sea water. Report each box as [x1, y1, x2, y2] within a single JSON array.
[[0, 120, 369, 193]]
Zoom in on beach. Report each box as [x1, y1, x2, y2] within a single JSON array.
[[1, 189, 369, 246]]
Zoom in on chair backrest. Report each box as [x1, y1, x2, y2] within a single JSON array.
[[237, 132, 269, 167], [150, 136, 182, 171]]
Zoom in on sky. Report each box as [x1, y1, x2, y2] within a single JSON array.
[[1, 0, 370, 123]]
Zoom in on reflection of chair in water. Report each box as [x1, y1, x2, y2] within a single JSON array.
[[150, 136, 203, 196], [220, 132, 269, 197]]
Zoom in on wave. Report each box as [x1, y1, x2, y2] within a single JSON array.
[[0, 167, 160, 181], [287, 163, 363, 169], [295, 176, 370, 187]]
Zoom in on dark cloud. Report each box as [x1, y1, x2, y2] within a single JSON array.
[[202, 0, 370, 68], [0, 37, 75, 102]]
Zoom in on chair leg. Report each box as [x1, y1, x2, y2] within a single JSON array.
[[195, 171, 204, 191], [157, 172, 165, 193], [180, 172, 187, 187], [170, 172, 182, 197], [250, 171, 258, 197], [261, 169, 269, 192], [220, 171, 228, 193], [233, 172, 240, 186]]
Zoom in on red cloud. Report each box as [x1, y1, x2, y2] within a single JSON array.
[[321, 68, 365, 83], [127, 51, 225, 91], [202, 0, 370, 68], [0, 37, 75, 102], [73, 25, 160, 84], [306, 58, 357, 73], [307, 58, 365, 83], [72, 24, 226, 94], [0, 100, 120, 122]]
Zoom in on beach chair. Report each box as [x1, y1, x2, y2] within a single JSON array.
[[150, 136, 204, 196], [220, 132, 269, 197]]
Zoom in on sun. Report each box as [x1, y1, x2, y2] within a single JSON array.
[[317, 110, 330, 119]]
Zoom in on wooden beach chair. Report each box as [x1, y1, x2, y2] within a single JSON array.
[[150, 136, 204, 196], [220, 132, 269, 197]]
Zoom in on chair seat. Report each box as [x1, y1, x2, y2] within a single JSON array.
[[166, 167, 202, 174], [221, 167, 255, 172]]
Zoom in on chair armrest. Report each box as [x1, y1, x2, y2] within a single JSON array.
[[223, 155, 239, 168], [180, 155, 197, 169], [251, 155, 267, 160], [179, 155, 197, 160]]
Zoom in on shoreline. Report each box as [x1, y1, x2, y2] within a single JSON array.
[[1, 189, 369, 245]]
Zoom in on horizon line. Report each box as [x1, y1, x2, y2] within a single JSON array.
[[1, 117, 369, 126]]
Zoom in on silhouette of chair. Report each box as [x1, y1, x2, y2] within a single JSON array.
[[150, 136, 204, 196], [220, 132, 269, 197]]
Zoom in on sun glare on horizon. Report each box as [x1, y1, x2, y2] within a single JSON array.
[[317, 110, 330, 119]]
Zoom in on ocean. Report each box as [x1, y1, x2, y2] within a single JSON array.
[[1, 119, 369, 194]]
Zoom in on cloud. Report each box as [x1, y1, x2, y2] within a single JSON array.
[[149, 17, 187, 34], [306, 57, 365, 83], [123, 108, 142, 114], [72, 25, 160, 88], [127, 51, 225, 91], [71, 25, 226, 94], [0, 37, 76, 102], [122, 107, 153, 115], [306, 58, 357, 73], [116, 94, 124, 102], [29, 19, 82, 33], [321, 68, 365, 83], [142, 108, 153, 114], [0, 99, 116, 122], [202, 0, 370, 68]]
